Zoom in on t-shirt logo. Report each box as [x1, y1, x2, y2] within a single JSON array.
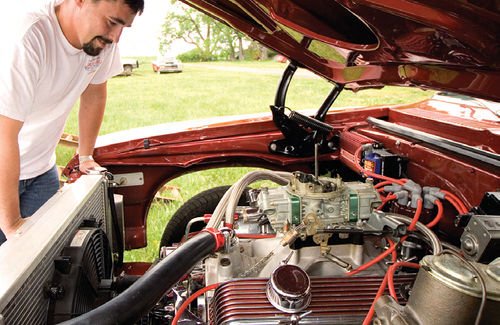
[[85, 57, 103, 73]]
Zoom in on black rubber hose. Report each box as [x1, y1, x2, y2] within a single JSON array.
[[57, 231, 217, 325]]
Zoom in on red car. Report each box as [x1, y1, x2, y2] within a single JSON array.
[[2, 1, 499, 325]]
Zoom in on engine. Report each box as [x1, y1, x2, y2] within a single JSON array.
[[205, 171, 399, 284], [158, 171, 500, 325]]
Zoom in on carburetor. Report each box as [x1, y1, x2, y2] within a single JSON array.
[[257, 171, 382, 236]]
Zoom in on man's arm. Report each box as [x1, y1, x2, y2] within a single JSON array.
[[0, 114, 24, 239], [78, 82, 107, 172]]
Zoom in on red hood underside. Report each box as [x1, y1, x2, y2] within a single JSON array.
[[181, 0, 500, 102]]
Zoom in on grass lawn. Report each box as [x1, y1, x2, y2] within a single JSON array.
[[56, 58, 433, 262]]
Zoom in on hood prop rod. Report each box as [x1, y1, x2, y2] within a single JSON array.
[[269, 60, 343, 158], [315, 83, 344, 121], [274, 60, 298, 109]]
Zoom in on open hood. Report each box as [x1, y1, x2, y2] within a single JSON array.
[[180, 0, 500, 102]]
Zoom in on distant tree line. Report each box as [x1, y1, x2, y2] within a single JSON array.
[[159, 1, 274, 61]]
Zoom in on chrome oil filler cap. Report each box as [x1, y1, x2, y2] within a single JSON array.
[[266, 264, 312, 313]]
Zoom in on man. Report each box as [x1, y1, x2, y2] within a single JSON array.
[[0, 0, 144, 244]]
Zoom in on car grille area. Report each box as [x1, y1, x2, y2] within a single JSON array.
[[0, 176, 108, 325]]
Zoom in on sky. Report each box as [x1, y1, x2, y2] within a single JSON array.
[[2, 0, 192, 58], [119, 0, 193, 57]]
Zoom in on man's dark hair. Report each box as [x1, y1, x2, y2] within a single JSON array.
[[95, 0, 145, 14], [122, 0, 144, 14]]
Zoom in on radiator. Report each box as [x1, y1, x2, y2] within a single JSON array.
[[0, 175, 109, 325], [211, 275, 416, 325]]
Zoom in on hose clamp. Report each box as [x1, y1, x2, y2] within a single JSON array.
[[202, 228, 225, 251]]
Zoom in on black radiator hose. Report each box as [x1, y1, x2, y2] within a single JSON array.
[[58, 231, 221, 325]]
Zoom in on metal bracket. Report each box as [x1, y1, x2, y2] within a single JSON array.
[[366, 210, 407, 237], [322, 251, 352, 271], [269, 106, 339, 157], [269, 61, 342, 157], [278, 310, 313, 325], [112, 172, 145, 187]]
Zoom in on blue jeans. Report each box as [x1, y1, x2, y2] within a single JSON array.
[[0, 165, 60, 244]]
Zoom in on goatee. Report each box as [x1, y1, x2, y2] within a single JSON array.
[[82, 36, 112, 56]]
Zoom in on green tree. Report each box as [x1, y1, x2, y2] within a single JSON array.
[[220, 26, 247, 60], [160, 1, 247, 61]]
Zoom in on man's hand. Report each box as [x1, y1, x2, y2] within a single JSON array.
[[4, 217, 27, 240], [78, 158, 102, 174]]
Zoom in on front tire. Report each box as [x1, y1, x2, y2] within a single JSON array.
[[159, 186, 250, 248]]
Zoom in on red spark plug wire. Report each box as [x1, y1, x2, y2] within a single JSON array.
[[171, 283, 220, 325]]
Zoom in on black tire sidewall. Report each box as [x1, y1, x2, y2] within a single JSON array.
[[159, 185, 251, 248]]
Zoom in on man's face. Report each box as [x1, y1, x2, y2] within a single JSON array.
[[77, 0, 136, 56]]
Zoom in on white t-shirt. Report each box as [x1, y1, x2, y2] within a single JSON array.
[[0, 0, 122, 180]]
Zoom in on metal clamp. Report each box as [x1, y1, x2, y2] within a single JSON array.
[[278, 310, 313, 324], [366, 210, 407, 237]]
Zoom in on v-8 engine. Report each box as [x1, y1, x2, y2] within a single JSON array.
[[160, 170, 498, 325], [205, 171, 391, 283], [197, 171, 420, 324]]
